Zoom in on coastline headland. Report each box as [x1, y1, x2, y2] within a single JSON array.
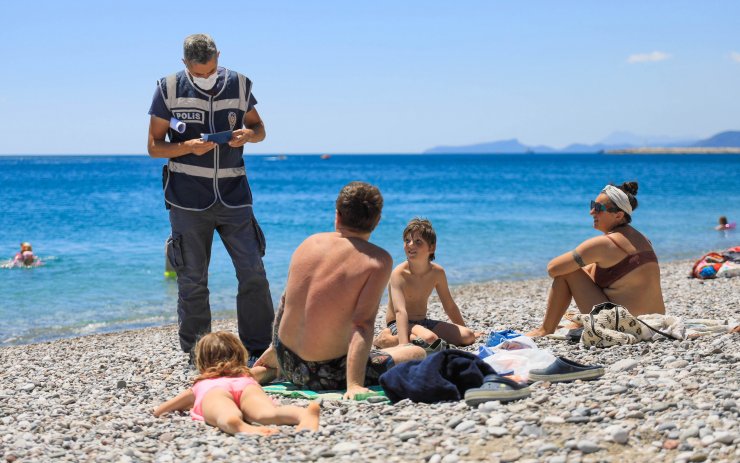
[[606, 147, 740, 155]]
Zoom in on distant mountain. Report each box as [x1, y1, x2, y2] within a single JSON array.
[[424, 139, 531, 154], [423, 130, 737, 154], [693, 131, 740, 148], [423, 139, 631, 154], [600, 131, 697, 147]]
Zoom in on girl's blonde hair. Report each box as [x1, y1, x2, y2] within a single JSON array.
[[193, 331, 252, 384]]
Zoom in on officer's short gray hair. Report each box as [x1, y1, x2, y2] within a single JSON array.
[[183, 34, 218, 64]]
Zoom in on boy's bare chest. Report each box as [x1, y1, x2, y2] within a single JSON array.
[[402, 273, 436, 303]]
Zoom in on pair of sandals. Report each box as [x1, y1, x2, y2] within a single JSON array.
[[464, 357, 605, 407]]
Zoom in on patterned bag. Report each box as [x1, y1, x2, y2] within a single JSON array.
[[571, 302, 679, 348]]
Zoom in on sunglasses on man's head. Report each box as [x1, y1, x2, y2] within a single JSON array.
[[590, 200, 620, 213]]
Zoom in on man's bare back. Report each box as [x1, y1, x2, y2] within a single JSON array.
[[255, 182, 426, 398], [279, 231, 391, 361]]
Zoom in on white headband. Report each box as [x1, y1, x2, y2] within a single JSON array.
[[602, 185, 633, 215]]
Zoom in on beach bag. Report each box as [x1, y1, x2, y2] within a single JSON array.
[[571, 302, 679, 348]]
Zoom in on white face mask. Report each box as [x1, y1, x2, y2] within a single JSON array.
[[191, 71, 218, 91]]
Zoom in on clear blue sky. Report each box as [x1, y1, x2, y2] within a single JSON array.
[[1, 1, 738, 154]]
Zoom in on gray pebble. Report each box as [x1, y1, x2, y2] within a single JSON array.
[[393, 420, 418, 434], [488, 426, 509, 437], [610, 359, 638, 372], [604, 425, 629, 444], [651, 402, 671, 412], [454, 420, 476, 433], [713, 431, 735, 445], [519, 425, 544, 437], [332, 442, 360, 453], [680, 426, 700, 440], [447, 415, 464, 429], [576, 440, 600, 453], [500, 449, 522, 462], [537, 443, 559, 455], [657, 422, 677, 431], [607, 385, 628, 395], [399, 431, 419, 441]]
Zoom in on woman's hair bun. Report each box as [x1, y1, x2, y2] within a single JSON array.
[[621, 181, 638, 196]]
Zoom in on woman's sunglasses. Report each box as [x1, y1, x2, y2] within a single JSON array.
[[590, 200, 620, 213]]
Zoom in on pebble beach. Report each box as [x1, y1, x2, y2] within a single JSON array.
[[1, 259, 738, 463]]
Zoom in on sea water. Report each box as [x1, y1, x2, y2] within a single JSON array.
[[1, 154, 738, 345]]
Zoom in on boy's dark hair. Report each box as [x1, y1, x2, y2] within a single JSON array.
[[335, 182, 383, 232], [403, 218, 436, 261]]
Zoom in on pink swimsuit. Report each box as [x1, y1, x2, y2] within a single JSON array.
[[191, 375, 258, 421]]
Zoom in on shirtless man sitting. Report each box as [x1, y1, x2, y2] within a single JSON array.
[[255, 182, 426, 399]]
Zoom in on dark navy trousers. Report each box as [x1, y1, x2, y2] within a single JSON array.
[[167, 202, 274, 355]]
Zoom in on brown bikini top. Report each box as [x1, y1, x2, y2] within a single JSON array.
[[593, 234, 658, 288]]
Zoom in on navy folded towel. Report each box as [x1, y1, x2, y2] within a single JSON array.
[[378, 349, 495, 403]]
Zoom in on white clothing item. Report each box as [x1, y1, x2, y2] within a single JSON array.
[[602, 185, 633, 215], [482, 336, 556, 381], [637, 314, 686, 341]]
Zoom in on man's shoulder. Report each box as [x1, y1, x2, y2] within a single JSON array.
[[361, 241, 392, 267]]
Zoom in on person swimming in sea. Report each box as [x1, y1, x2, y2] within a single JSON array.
[[715, 216, 736, 231], [6, 242, 43, 268]]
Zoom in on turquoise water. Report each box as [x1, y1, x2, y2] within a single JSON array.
[[1, 154, 738, 345]]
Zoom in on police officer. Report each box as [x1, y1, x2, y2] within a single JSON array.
[[147, 33, 273, 364]]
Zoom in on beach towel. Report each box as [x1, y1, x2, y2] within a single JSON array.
[[378, 350, 494, 404], [262, 381, 388, 402]]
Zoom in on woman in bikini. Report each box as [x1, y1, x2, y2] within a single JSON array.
[[527, 181, 665, 337]]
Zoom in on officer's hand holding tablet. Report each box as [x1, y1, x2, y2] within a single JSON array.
[[227, 128, 255, 148], [184, 137, 216, 155]]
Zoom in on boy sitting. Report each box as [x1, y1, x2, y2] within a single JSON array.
[[381, 218, 476, 349]]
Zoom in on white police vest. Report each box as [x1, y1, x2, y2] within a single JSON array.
[[159, 68, 254, 210]]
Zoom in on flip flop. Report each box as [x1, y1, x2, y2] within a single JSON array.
[[528, 357, 604, 383], [464, 374, 531, 406], [412, 338, 449, 353], [426, 338, 449, 353]]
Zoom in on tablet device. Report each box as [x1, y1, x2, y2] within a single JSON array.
[[201, 130, 233, 144]]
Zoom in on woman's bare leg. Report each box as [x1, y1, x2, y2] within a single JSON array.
[[240, 385, 320, 431], [527, 269, 608, 337], [201, 389, 278, 436]]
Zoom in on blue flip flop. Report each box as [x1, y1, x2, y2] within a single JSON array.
[[528, 357, 604, 383], [464, 374, 531, 406]]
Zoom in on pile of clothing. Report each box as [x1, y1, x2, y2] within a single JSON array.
[[691, 246, 740, 279]]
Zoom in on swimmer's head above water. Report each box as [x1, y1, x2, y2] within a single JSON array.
[[21, 251, 35, 266]]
